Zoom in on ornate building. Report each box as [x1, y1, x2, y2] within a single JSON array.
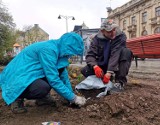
[[107, 0, 160, 38]]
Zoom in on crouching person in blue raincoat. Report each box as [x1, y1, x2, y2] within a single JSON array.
[[0, 32, 86, 114]]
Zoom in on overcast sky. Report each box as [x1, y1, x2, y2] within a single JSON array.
[[3, 0, 130, 39]]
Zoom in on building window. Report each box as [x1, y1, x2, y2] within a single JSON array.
[[101, 18, 107, 23], [130, 32, 136, 38], [131, 16, 136, 25], [142, 12, 147, 23], [123, 20, 126, 29], [154, 27, 160, 33], [142, 30, 148, 36], [155, 7, 160, 17]]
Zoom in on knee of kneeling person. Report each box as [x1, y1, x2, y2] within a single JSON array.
[[120, 48, 133, 61], [39, 84, 51, 96]]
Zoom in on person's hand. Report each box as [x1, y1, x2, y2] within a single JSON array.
[[93, 65, 104, 78], [72, 95, 86, 107], [103, 73, 111, 84]]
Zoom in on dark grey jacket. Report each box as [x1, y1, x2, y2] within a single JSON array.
[[85, 28, 127, 73]]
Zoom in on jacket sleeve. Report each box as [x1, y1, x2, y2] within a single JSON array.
[[60, 68, 73, 92], [107, 33, 127, 72], [0, 73, 2, 89], [38, 48, 75, 101], [85, 38, 98, 67]]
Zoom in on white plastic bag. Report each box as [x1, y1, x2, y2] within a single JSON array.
[[75, 75, 113, 97]]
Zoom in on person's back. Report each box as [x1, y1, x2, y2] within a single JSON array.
[[0, 32, 87, 114]]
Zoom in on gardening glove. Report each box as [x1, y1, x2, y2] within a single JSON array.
[[71, 95, 86, 107], [103, 73, 111, 84], [93, 65, 104, 78]]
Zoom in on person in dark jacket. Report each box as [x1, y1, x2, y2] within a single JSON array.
[[81, 19, 133, 93]]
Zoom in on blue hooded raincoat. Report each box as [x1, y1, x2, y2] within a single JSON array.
[[0, 32, 84, 105]]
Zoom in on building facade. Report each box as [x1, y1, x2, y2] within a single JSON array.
[[107, 0, 160, 39], [73, 22, 99, 61], [27, 24, 49, 43], [17, 24, 49, 48]]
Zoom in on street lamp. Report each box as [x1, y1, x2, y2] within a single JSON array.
[[58, 15, 75, 32]]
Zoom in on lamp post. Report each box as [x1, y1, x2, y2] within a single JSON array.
[[58, 15, 75, 32]]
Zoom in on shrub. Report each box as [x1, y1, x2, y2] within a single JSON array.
[[0, 56, 13, 66]]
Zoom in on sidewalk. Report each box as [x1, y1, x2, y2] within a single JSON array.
[[129, 59, 160, 80], [71, 59, 160, 73], [70, 59, 160, 80], [130, 59, 160, 74]]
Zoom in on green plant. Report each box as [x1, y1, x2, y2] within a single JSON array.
[[77, 74, 84, 83]]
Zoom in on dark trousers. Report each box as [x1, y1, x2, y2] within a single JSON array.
[[19, 77, 51, 99], [81, 48, 133, 85]]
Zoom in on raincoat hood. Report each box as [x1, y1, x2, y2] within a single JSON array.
[[58, 32, 84, 57]]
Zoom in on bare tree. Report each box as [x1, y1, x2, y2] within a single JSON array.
[[22, 25, 47, 47]]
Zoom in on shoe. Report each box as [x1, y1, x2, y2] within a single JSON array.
[[110, 75, 114, 82], [35, 94, 56, 107], [11, 98, 27, 114], [109, 83, 124, 94]]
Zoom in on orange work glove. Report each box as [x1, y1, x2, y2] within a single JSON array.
[[93, 65, 104, 78], [103, 73, 111, 84]]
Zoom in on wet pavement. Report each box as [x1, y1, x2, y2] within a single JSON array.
[[71, 59, 160, 73], [130, 59, 160, 74], [129, 59, 160, 80], [70, 59, 160, 80]]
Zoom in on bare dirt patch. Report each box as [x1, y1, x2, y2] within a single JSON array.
[[0, 66, 160, 125]]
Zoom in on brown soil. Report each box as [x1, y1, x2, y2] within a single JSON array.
[[0, 66, 160, 125]]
